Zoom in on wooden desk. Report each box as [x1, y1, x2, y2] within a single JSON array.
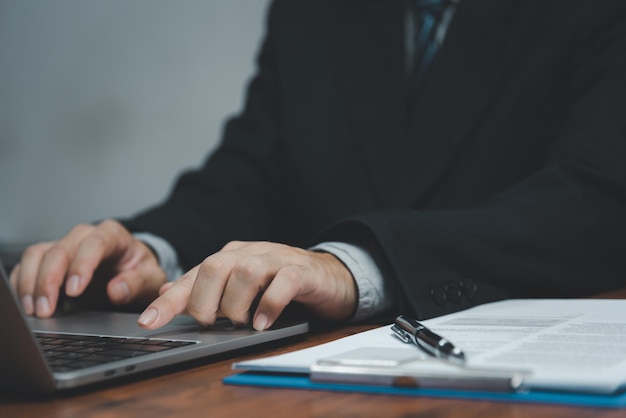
[[3, 297, 626, 418]]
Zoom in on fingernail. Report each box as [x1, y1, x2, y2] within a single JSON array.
[[138, 308, 158, 327], [66, 275, 81, 295], [36, 296, 50, 317], [22, 295, 34, 315], [253, 313, 269, 331], [111, 282, 130, 303]]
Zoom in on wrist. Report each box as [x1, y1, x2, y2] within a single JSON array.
[[318, 252, 358, 321]]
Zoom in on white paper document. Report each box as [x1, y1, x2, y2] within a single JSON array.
[[234, 299, 626, 394]]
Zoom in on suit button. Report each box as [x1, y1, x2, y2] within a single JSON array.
[[461, 278, 478, 298], [430, 286, 447, 306], [445, 282, 462, 303]]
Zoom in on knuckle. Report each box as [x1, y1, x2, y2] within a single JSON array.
[[98, 219, 124, 236], [44, 245, 71, 264], [221, 240, 242, 251], [69, 223, 93, 236], [275, 242, 295, 254], [81, 233, 106, 251], [98, 219, 118, 229], [199, 254, 226, 275], [232, 257, 262, 281], [23, 243, 49, 260]]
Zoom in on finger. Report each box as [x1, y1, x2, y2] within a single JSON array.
[[65, 220, 130, 297], [9, 264, 20, 289], [32, 244, 79, 317], [31, 224, 95, 317], [186, 252, 237, 325], [13, 243, 52, 315], [159, 281, 174, 295], [106, 263, 165, 306], [11, 264, 34, 316], [107, 240, 167, 304], [219, 253, 281, 325], [137, 266, 198, 329], [252, 265, 305, 331]]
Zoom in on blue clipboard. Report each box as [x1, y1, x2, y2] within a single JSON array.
[[223, 372, 626, 409]]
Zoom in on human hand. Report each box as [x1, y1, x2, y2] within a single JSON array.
[[10, 220, 167, 318], [137, 241, 357, 331]]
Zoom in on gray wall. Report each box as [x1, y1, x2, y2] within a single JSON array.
[[0, 0, 270, 244]]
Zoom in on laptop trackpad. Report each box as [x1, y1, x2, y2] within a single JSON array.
[[26, 311, 218, 338]]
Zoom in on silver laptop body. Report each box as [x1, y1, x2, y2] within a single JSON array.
[[0, 261, 308, 394]]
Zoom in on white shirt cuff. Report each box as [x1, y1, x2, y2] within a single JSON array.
[[311, 241, 393, 321], [133, 232, 184, 282]]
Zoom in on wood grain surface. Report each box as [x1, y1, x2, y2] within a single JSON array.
[[4, 292, 626, 418]]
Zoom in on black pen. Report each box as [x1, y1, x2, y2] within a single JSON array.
[[391, 315, 466, 366]]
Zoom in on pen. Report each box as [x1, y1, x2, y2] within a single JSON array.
[[391, 315, 466, 366]]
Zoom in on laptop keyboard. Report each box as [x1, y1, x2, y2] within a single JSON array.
[[35, 332, 197, 372]]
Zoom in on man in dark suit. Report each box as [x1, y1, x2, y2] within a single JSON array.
[[11, 1, 626, 331]]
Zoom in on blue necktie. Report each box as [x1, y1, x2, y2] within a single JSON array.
[[409, 0, 450, 87]]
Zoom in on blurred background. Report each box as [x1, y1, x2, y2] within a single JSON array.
[[0, 0, 270, 258]]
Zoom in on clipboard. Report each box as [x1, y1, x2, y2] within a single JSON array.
[[223, 372, 626, 408]]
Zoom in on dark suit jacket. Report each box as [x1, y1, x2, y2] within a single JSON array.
[[123, 0, 626, 320]]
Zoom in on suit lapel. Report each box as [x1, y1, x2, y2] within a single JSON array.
[[333, 0, 530, 207]]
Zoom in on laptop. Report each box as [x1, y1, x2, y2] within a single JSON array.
[[0, 260, 308, 394]]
